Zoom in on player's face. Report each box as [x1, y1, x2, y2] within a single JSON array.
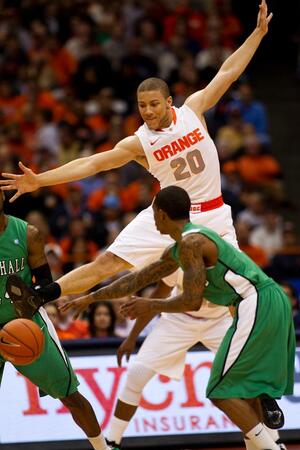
[[137, 90, 172, 130], [153, 203, 169, 235]]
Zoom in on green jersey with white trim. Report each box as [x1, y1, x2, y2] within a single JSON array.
[[0, 216, 32, 323], [171, 222, 274, 306]]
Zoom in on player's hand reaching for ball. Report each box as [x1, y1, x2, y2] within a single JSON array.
[[120, 296, 152, 319], [117, 336, 137, 367], [59, 294, 92, 320], [256, 0, 273, 35], [0, 162, 40, 202]]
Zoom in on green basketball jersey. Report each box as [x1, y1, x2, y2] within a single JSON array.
[[0, 216, 32, 323], [171, 222, 274, 307]]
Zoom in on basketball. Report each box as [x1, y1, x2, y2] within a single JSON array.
[[0, 319, 45, 366]]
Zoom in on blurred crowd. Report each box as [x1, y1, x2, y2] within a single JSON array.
[[1, 0, 300, 337]]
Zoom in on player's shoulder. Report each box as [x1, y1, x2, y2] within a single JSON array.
[[182, 232, 205, 249], [27, 224, 44, 244], [117, 135, 144, 156]]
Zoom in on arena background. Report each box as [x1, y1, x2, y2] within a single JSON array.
[[0, 0, 299, 449]]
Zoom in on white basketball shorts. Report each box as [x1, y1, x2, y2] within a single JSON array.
[[134, 307, 233, 380], [107, 203, 237, 272]]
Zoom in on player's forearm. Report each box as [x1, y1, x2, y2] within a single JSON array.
[[221, 28, 266, 81], [90, 260, 177, 302], [149, 295, 202, 314], [91, 272, 154, 302], [36, 156, 99, 187]]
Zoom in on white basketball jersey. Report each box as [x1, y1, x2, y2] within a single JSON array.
[[135, 105, 221, 203]]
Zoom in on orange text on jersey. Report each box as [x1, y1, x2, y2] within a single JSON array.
[[153, 128, 204, 162]]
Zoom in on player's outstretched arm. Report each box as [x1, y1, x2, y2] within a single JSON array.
[[60, 250, 178, 319], [186, 0, 273, 114], [0, 135, 142, 202], [121, 235, 206, 318]]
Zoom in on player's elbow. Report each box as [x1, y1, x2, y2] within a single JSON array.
[[184, 296, 202, 311]]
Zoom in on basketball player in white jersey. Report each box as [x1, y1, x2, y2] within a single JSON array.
[[2, 2, 278, 449]]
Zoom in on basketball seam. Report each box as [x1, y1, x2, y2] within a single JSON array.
[[0, 350, 36, 359], [2, 328, 34, 355], [19, 319, 42, 353]]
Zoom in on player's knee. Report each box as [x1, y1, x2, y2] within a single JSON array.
[[61, 391, 83, 410], [119, 362, 155, 406], [210, 398, 225, 409]]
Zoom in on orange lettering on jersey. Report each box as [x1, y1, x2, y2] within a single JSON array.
[[171, 141, 182, 155], [194, 128, 204, 141], [153, 149, 165, 161], [153, 128, 205, 162], [178, 136, 191, 151], [187, 132, 198, 145], [162, 145, 174, 158]]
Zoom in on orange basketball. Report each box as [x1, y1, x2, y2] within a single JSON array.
[[0, 318, 45, 366]]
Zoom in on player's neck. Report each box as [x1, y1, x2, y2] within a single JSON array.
[[157, 109, 173, 129], [170, 220, 189, 242]]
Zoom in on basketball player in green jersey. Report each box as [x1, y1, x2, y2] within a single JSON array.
[[59, 186, 295, 450], [0, 191, 109, 450]]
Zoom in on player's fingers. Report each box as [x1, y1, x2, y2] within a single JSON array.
[[19, 161, 31, 174], [9, 191, 21, 203], [0, 184, 16, 191], [0, 179, 15, 185], [73, 310, 80, 320], [59, 302, 71, 312], [117, 350, 123, 367], [267, 12, 273, 23], [1, 173, 19, 180], [126, 352, 131, 363]]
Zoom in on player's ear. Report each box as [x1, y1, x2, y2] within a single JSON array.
[[166, 96, 172, 109]]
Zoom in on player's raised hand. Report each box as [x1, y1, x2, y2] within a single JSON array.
[[117, 336, 136, 367], [59, 294, 92, 320], [256, 0, 273, 35], [0, 161, 40, 202]]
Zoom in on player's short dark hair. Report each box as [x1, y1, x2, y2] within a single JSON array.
[[137, 77, 170, 98], [154, 186, 191, 220]]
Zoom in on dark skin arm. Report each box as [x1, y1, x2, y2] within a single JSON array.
[[60, 247, 179, 319], [121, 234, 207, 318], [27, 225, 48, 270]]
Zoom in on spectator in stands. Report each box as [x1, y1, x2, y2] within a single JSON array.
[[250, 209, 283, 259], [280, 282, 300, 330], [267, 223, 300, 279], [25, 210, 55, 244], [222, 131, 281, 186], [216, 108, 245, 160], [57, 123, 81, 165], [221, 168, 243, 219], [45, 300, 89, 340], [236, 191, 265, 228], [60, 218, 99, 272], [34, 108, 60, 158], [228, 81, 269, 143], [49, 183, 92, 239], [87, 301, 117, 338], [235, 220, 268, 267], [45, 243, 64, 281]]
